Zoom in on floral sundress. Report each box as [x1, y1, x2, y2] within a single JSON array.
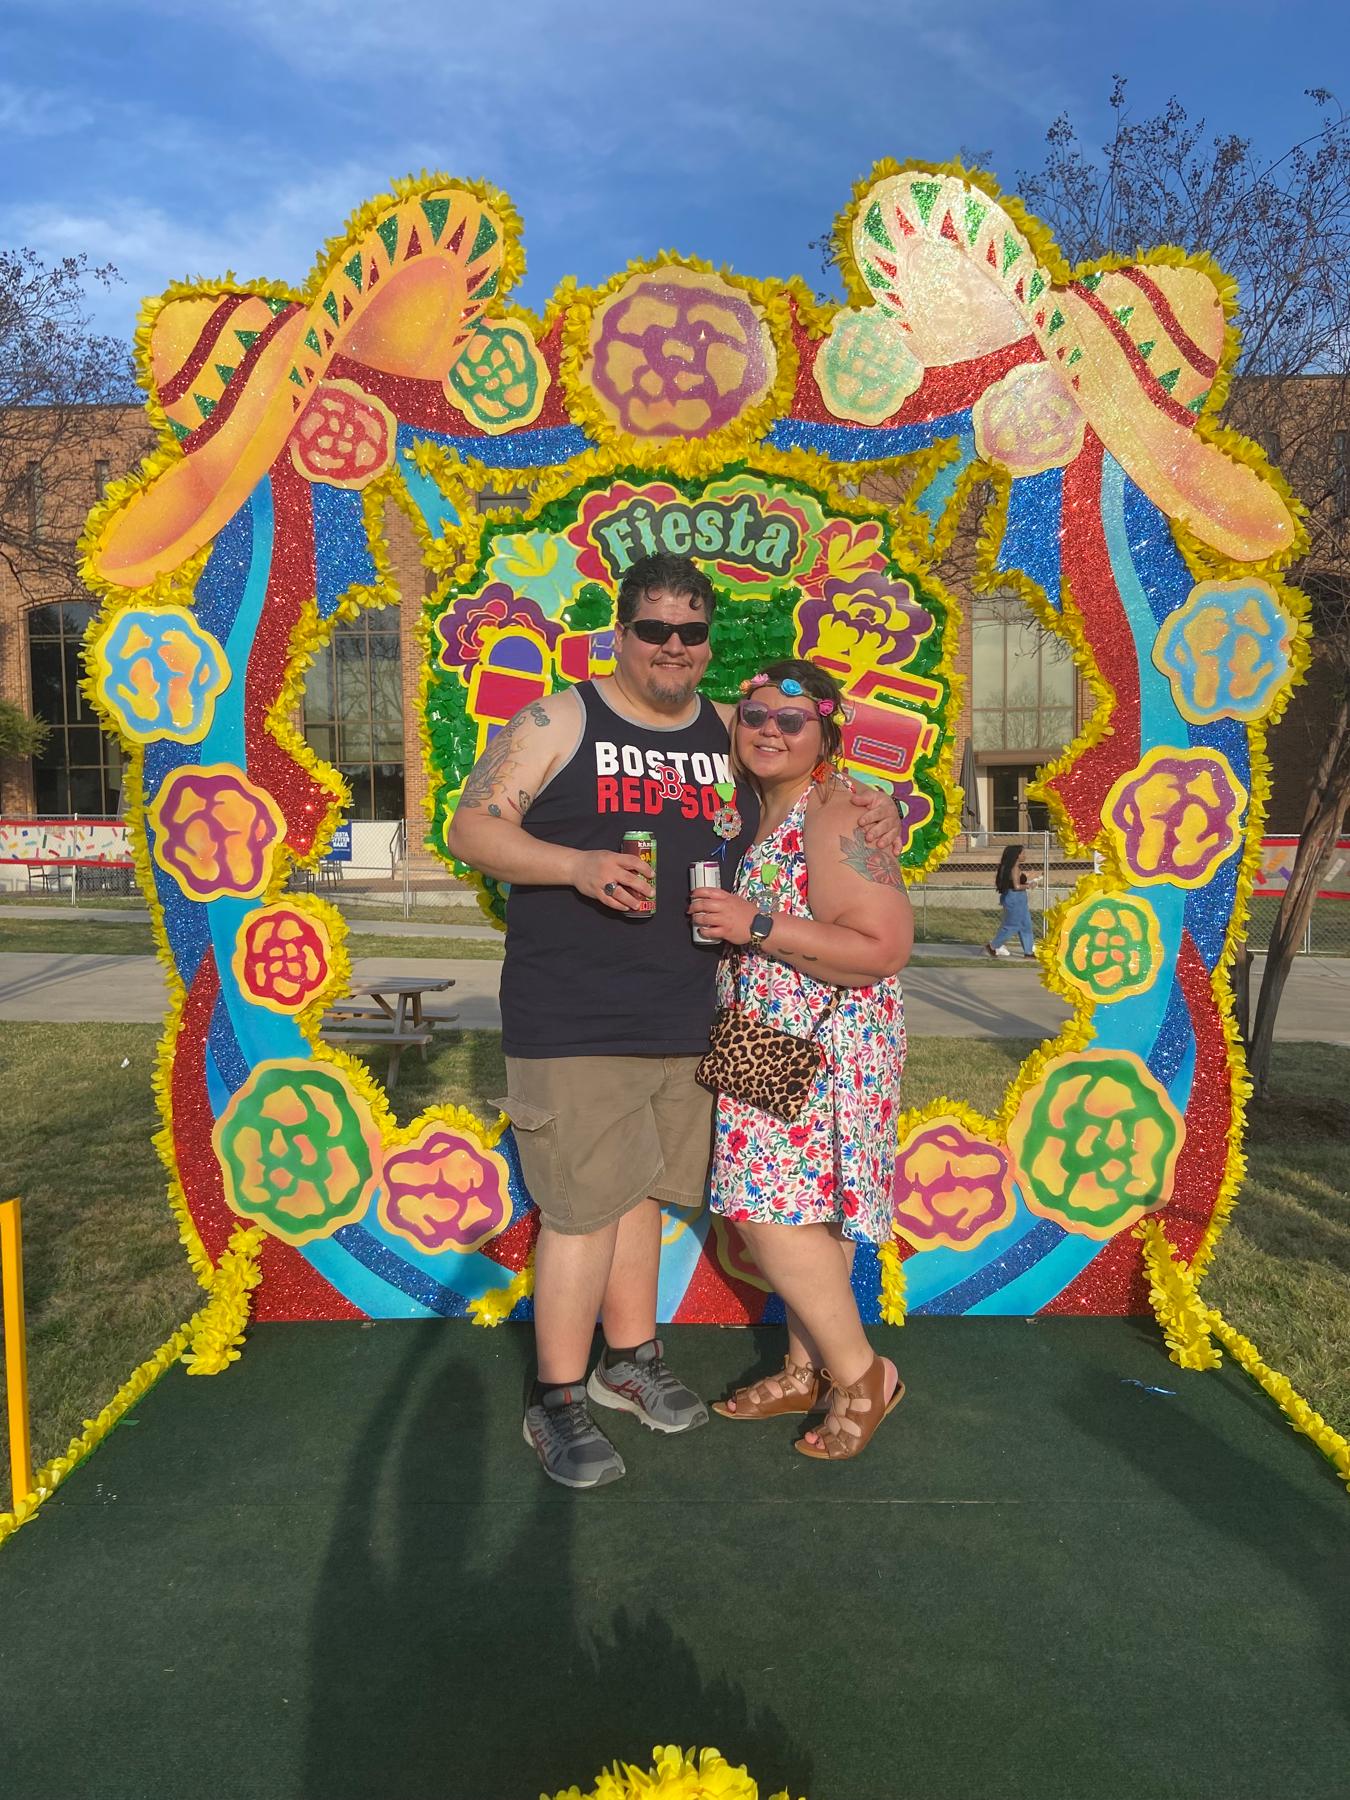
[[709, 788, 906, 1244]]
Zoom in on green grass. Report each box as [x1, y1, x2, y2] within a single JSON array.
[[1, 1025, 1346, 1490]]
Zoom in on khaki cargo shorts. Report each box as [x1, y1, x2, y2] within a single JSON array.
[[495, 1053, 713, 1235]]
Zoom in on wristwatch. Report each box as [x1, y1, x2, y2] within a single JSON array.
[[747, 912, 774, 947]]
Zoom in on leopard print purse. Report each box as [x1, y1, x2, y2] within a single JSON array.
[[696, 956, 840, 1122]]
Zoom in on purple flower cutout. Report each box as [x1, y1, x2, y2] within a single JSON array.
[[436, 581, 561, 673], [796, 573, 935, 671]]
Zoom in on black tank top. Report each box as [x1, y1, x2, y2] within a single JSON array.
[[500, 682, 757, 1057]]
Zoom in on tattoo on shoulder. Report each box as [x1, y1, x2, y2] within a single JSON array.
[[839, 828, 906, 889], [458, 703, 550, 814]]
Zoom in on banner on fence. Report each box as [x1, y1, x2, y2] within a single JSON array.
[[0, 820, 132, 866], [1253, 837, 1350, 900]]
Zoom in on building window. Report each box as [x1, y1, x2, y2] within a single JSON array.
[[1334, 431, 1347, 521], [970, 598, 1076, 754], [301, 610, 405, 820], [26, 602, 123, 815], [25, 461, 43, 539], [94, 459, 111, 498]]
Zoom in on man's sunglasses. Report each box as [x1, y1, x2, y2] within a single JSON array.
[[737, 700, 823, 737], [628, 619, 711, 647]]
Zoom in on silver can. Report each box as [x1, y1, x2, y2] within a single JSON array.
[[689, 859, 723, 946]]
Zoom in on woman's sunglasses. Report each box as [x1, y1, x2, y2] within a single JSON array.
[[628, 620, 711, 647], [737, 700, 823, 736]]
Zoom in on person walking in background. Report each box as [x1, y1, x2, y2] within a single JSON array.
[[689, 660, 912, 1463], [985, 844, 1038, 959]]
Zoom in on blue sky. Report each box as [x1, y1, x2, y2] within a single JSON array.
[[2, 0, 1346, 342]]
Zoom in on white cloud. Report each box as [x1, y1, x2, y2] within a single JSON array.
[[0, 78, 94, 136]]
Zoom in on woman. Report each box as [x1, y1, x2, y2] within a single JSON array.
[[985, 844, 1038, 959], [688, 659, 912, 1462]]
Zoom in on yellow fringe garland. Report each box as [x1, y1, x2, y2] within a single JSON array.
[[0, 1222, 267, 1547], [181, 1227, 266, 1375], [468, 1251, 534, 1328], [543, 1743, 800, 1800], [1136, 1222, 1350, 1493], [878, 1238, 908, 1326]]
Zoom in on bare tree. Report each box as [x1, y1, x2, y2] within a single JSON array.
[[1017, 82, 1350, 1095], [0, 248, 141, 601]]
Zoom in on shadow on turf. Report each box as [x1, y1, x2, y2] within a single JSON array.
[[1060, 1363, 1350, 1730], [299, 1325, 811, 1800]]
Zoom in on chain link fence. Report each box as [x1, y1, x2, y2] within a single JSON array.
[[911, 832, 1081, 946], [6, 819, 1347, 953]]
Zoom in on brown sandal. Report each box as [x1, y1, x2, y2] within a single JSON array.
[[794, 1356, 904, 1460], [712, 1357, 824, 1421]]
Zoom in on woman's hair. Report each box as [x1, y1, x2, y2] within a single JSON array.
[[749, 658, 848, 764], [995, 844, 1025, 896]]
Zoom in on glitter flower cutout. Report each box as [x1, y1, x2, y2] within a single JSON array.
[[445, 318, 550, 433], [214, 1059, 382, 1244], [435, 580, 562, 674], [148, 764, 286, 902], [289, 379, 396, 489], [91, 605, 230, 745], [1007, 1049, 1185, 1239], [1105, 747, 1247, 889], [1152, 578, 1297, 724], [795, 572, 934, 672], [233, 904, 333, 1013], [1058, 893, 1164, 1003], [584, 265, 776, 439], [972, 361, 1085, 477], [892, 1117, 1017, 1252], [813, 306, 925, 425], [379, 1123, 513, 1254]]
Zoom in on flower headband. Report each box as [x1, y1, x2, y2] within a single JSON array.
[[738, 673, 837, 716]]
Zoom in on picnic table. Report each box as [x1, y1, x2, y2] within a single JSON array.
[[321, 975, 458, 1086]]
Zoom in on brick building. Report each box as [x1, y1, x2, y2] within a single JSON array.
[[1, 393, 1344, 839]]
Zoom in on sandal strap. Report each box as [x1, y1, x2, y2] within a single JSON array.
[[811, 1360, 889, 1458], [742, 1358, 816, 1405]]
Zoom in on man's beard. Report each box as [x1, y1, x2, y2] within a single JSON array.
[[646, 666, 699, 708]]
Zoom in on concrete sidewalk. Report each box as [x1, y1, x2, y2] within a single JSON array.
[[2, 948, 1346, 1040]]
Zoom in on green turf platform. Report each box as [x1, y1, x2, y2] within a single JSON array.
[[1, 1319, 1347, 1800]]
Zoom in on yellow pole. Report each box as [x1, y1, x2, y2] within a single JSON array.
[[1, 1199, 34, 1511]]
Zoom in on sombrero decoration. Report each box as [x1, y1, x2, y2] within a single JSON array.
[[850, 169, 1296, 564], [96, 186, 507, 589]]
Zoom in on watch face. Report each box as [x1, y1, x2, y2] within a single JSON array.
[[750, 913, 772, 941]]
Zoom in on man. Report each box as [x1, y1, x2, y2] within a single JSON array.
[[446, 552, 899, 1488]]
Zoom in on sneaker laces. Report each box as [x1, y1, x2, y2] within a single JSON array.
[[537, 1397, 596, 1452], [633, 1354, 684, 1397]]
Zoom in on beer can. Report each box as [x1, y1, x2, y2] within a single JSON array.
[[620, 829, 657, 917], [688, 859, 722, 946]]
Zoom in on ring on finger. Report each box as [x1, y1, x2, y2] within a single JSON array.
[[603, 882, 617, 896]]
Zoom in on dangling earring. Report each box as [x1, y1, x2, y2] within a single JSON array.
[[812, 759, 832, 785]]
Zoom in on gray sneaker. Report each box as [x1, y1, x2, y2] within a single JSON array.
[[587, 1339, 709, 1434], [522, 1385, 626, 1489]]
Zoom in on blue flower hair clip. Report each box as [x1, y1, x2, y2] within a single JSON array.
[[778, 677, 804, 696]]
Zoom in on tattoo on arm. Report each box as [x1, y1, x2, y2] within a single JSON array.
[[458, 705, 549, 815], [838, 827, 906, 889]]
